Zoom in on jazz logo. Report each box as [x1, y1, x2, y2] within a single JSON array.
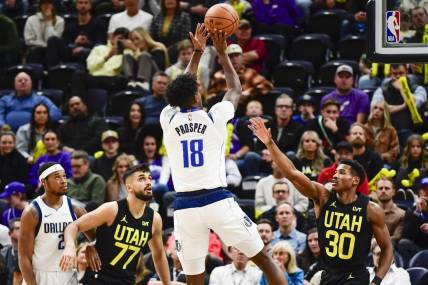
[[386, 11, 400, 43]]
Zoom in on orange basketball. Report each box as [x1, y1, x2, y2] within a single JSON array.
[[204, 3, 239, 37]]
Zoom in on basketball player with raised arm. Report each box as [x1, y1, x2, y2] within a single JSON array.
[[19, 162, 96, 285], [248, 117, 394, 285], [160, 24, 287, 285], [59, 164, 171, 285]]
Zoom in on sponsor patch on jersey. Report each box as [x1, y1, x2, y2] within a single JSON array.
[[175, 240, 182, 252], [243, 215, 252, 227]]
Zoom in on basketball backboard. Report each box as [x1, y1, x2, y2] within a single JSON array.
[[367, 0, 428, 62]]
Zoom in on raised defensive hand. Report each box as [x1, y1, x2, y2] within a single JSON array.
[[189, 23, 209, 52], [210, 29, 227, 55], [248, 117, 272, 145], [59, 244, 77, 271], [86, 245, 102, 272]]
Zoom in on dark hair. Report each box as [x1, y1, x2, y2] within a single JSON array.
[[152, 71, 169, 83], [135, 124, 163, 162], [42, 129, 59, 141], [338, 158, 366, 186], [256, 218, 273, 229], [412, 6, 428, 16], [113, 27, 129, 38], [322, 99, 340, 110], [123, 164, 150, 183], [38, 162, 59, 177], [161, 0, 180, 15], [300, 227, 319, 268], [390, 63, 407, 70], [166, 73, 198, 108], [123, 102, 144, 129], [29, 103, 51, 152]]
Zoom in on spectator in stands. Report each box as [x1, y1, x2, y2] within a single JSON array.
[[208, 44, 273, 108], [224, 0, 252, 20], [68, 150, 106, 208], [271, 94, 303, 154], [150, 0, 191, 48], [305, 99, 350, 156], [179, 0, 216, 30], [272, 202, 306, 253], [0, 15, 20, 70], [117, 102, 144, 155], [24, 0, 64, 66], [135, 72, 169, 125], [1, 218, 21, 285], [28, 130, 72, 189], [16, 103, 52, 164], [321, 65, 370, 124], [260, 241, 304, 285], [252, 0, 303, 36], [0, 72, 61, 132], [107, 0, 153, 39], [371, 63, 427, 146], [59, 96, 107, 155], [255, 161, 308, 215], [368, 239, 411, 285], [348, 123, 383, 181], [341, 0, 368, 37], [395, 134, 428, 190], [292, 95, 316, 125], [165, 39, 209, 89], [365, 100, 400, 165], [209, 246, 261, 285], [76, 242, 88, 283], [123, 27, 168, 89], [405, 6, 428, 43], [357, 54, 382, 89], [318, 141, 370, 195], [297, 228, 321, 281], [46, 0, 97, 68], [0, 130, 28, 192], [95, 0, 125, 15], [71, 27, 130, 97], [0, 0, 28, 17], [0, 183, 27, 227], [92, 130, 120, 181], [311, 0, 349, 14], [257, 219, 274, 254], [229, 19, 267, 73], [106, 153, 137, 201], [292, 131, 332, 181]]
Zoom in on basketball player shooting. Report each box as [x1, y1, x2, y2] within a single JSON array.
[[19, 162, 96, 285], [160, 24, 287, 285], [249, 117, 394, 285]]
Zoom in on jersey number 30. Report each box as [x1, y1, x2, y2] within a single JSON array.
[[325, 230, 355, 260], [181, 139, 204, 168]]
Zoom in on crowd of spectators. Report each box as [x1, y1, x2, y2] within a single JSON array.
[[0, 0, 428, 284]]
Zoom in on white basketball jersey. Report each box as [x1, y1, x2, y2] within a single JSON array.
[[160, 101, 235, 192], [32, 195, 76, 271]]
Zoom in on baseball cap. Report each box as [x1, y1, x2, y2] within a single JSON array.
[[336, 64, 353, 75], [226, 44, 243, 55], [0, 182, 26, 199], [335, 141, 353, 153], [101, 130, 118, 142], [239, 19, 251, 29], [420, 176, 428, 188], [297, 94, 315, 106]]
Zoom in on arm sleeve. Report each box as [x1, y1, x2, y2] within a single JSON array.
[[16, 126, 30, 159], [45, 17, 64, 40], [24, 17, 45, 46], [87, 46, 107, 74], [413, 85, 427, 108], [107, 15, 116, 34]]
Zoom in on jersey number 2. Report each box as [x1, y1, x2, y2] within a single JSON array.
[[181, 139, 204, 168]]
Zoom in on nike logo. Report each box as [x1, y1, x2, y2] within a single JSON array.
[[44, 213, 53, 218]]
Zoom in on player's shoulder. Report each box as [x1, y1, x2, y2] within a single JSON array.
[[208, 101, 234, 119], [21, 203, 40, 223], [367, 200, 385, 223]]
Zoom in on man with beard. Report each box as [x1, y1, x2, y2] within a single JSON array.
[[60, 164, 171, 285], [348, 123, 382, 181], [19, 162, 95, 285], [257, 219, 274, 254], [249, 117, 393, 285]]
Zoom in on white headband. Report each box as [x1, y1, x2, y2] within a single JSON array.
[[39, 164, 65, 182]]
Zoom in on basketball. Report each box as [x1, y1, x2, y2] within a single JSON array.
[[204, 3, 239, 37]]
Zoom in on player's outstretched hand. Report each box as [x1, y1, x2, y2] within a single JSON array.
[[248, 117, 272, 145], [189, 23, 209, 52], [210, 29, 227, 55], [86, 245, 102, 272], [59, 244, 77, 271]]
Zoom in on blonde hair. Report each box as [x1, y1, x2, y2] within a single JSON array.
[[272, 241, 299, 274], [296, 130, 327, 174], [367, 100, 393, 129], [111, 154, 137, 183], [131, 27, 170, 67]]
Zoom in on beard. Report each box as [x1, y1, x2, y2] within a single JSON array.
[[351, 138, 365, 148], [135, 186, 153, 201]]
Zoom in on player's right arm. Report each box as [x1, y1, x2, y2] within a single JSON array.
[[59, 202, 118, 271], [18, 205, 39, 285], [249, 117, 325, 202], [211, 31, 241, 110]]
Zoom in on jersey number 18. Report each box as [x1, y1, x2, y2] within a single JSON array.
[[181, 139, 204, 168]]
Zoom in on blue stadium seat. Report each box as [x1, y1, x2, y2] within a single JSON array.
[[407, 267, 428, 285], [304, 86, 335, 109], [108, 90, 145, 116], [409, 250, 428, 268], [273, 60, 314, 94], [253, 34, 287, 76], [289, 33, 333, 70], [86, 88, 108, 116], [338, 35, 366, 61], [45, 63, 84, 95], [317, 60, 360, 86], [309, 9, 348, 45], [36, 89, 64, 108]]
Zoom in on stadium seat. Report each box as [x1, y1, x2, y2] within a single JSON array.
[[309, 9, 348, 45], [317, 60, 360, 86], [305, 86, 335, 108], [105, 116, 123, 130], [288, 33, 333, 70], [361, 87, 377, 101], [45, 63, 84, 95], [253, 34, 287, 76], [36, 89, 64, 108], [13, 15, 29, 38], [94, 13, 113, 44], [237, 175, 264, 200], [86, 89, 108, 116], [108, 90, 145, 116], [273, 60, 314, 94], [62, 13, 77, 27], [338, 35, 367, 61], [409, 250, 428, 268], [407, 267, 428, 285], [6, 63, 44, 90]]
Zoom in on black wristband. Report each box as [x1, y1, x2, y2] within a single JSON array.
[[371, 275, 382, 285], [194, 49, 202, 53]]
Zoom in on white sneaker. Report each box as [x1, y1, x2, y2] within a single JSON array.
[[135, 81, 149, 90], [127, 80, 136, 87]]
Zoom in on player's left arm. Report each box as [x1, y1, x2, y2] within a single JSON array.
[[149, 211, 171, 285], [367, 201, 394, 284]]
